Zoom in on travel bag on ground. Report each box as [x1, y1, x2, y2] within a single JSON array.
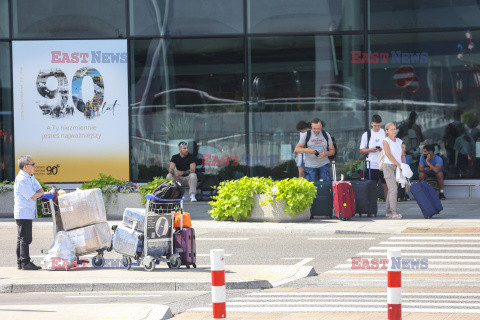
[[410, 181, 443, 218], [112, 224, 144, 258], [350, 161, 377, 217], [310, 180, 333, 218], [122, 208, 146, 232], [173, 227, 196, 268], [332, 161, 356, 220]]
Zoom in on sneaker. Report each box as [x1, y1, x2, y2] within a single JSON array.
[[405, 194, 411, 201], [190, 194, 197, 202], [22, 262, 41, 270], [17, 264, 22, 270], [439, 193, 446, 200]]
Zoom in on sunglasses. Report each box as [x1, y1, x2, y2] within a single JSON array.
[[25, 163, 35, 166]]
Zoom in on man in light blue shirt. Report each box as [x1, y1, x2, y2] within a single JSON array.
[[14, 155, 47, 270]]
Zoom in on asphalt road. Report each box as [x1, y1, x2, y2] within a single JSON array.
[[2, 229, 480, 316]]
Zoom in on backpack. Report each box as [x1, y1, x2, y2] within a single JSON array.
[[305, 129, 337, 160], [153, 181, 184, 201], [364, 130, 372, 159]]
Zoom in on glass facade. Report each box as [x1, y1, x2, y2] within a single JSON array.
[[1, 0, 479, 182]]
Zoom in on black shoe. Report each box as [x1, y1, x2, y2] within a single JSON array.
[[22, 262, 41, 270], [17, 264, 22, 270], [439, 193, 446, 200]]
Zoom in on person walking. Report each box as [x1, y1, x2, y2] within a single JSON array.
[[382, 123, 406, 219], [294, 118, 335, 182], [14, 155, 47, 270], [359, 114, 387, 199]]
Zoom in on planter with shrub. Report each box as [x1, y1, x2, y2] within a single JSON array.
[[209, 177, 316, 222], [0, 181, 14, 217]]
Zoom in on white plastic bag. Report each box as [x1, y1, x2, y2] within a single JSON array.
[[42, 231, 77, 270]]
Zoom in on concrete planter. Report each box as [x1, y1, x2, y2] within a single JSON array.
[[104, 193, 144, 220], [245, 194, 310, 222], [0, 192, 14, 218]]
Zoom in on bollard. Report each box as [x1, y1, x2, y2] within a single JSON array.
[[211, 249, 226, 319], [387, 249, 402, 320]]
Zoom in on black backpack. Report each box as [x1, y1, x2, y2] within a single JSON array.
[[153, 181, 184, 201], [305, 129, 337, 160]]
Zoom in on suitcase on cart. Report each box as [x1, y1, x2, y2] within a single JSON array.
[[173, 227, 197, 268], [410, 181, 443, 218], [350, 161, 377, 217], [122, 208, 146, 233], [310, 180, 334, 218], [112, 224, 144, 258], [332, 161, 356, 220]]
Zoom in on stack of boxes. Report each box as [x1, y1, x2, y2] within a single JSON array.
[[58, 188, 111, 255]]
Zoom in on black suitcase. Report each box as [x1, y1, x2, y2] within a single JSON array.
[[310, 180, 333, 218], [350, 161, 377, 217]]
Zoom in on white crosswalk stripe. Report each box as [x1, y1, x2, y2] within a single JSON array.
[[187, 235, 480, 314]]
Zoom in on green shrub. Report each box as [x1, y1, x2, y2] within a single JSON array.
[[209, 177, 316, 221], [209, 177, 273, 221], [263, 178, 317, 216], [0, 180, 14, 194]]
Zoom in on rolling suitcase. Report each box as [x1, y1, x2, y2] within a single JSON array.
[[173, 227, 197, 268], [310, 180, 334, 218], [410, 181, 443, 218], [350, 161, 377, 217], [332, 161, 356, 220], [122, 208, 146, 233]]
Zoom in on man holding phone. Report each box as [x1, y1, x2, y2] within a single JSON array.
[[360, 114, 387, 199]]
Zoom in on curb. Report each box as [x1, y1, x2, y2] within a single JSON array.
[[0, 279, 272, 293]]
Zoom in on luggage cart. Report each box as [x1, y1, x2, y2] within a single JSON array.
[[121, 194, 183, 272], [41, 198, 107, 268]]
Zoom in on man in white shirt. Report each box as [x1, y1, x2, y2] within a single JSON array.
[[359, 115, 388, 199], [14, 155, 47, 270]]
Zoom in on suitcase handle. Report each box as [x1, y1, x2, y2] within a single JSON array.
[[332, 160, 336, 184], [362, 160, 372, 180]]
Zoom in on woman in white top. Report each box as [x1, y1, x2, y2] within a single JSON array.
[[382, 122, 406, 219]]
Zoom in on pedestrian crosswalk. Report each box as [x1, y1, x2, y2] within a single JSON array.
[[188, 234, 480, 315]]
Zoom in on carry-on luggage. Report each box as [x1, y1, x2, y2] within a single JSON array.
[[122, 208, 146, 233], [112, 224, 144, 258], [350, 161, 377, 217], [173, 227, 197, 268], [310, 180, 334, 218], [410, 181, 443, 218], [332, 161, 356, 220]]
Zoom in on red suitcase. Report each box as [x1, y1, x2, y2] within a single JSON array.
[[331, 161, 356, 220]]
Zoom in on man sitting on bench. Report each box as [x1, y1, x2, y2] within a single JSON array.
[[419, 144, 446, 200]]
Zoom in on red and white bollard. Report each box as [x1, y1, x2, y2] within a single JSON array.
[[388, 249, 402, 320], [211, 249, 226, 319]]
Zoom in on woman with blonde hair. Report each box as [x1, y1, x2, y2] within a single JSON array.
[[382, 122, 406, 219]]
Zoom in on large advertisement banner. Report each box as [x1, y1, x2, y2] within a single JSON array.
[[12, 40, 129, 182]]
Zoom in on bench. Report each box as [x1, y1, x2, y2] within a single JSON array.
[[443, 182, 477, 198]]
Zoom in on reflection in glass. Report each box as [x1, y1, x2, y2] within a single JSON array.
[[369, 32, 480, 179], [130, 38, 245, 181], [249, 35, 365, 178], [0, 0, 8, 38], [130, 0, 243, 36], [0, 42, 13, 181], [12, 0, 126, 38], [248, 0, 364, 33], [370, 0, 480, 30]]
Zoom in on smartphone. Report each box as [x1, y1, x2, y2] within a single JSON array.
[[375, 146, 381, 149]]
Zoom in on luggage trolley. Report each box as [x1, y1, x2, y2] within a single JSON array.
[[122, 194, 183, 272], [41, 197, 107, 268]]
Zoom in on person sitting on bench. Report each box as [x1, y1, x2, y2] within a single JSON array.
[[419, 144, 446, 200]]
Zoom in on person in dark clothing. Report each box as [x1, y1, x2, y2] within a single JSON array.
[[167, 141, 198, 201]]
